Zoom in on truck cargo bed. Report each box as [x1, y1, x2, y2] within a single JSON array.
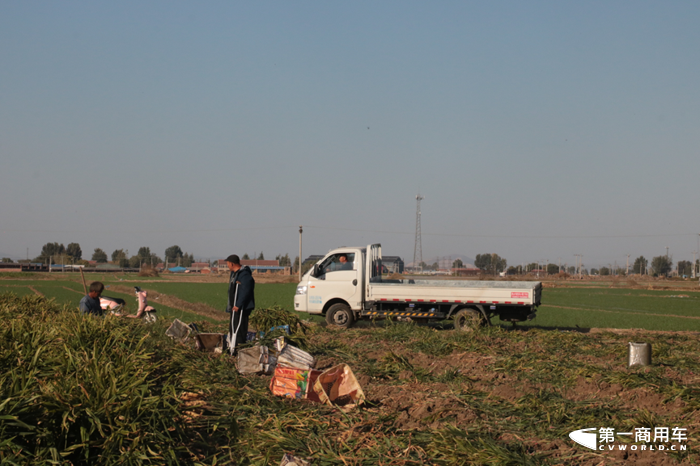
[[369, 279, 542, 306]]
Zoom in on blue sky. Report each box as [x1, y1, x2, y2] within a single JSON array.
[[2, 1, 699, 268]]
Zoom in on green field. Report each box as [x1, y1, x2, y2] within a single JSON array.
[[514, 287, 700, 331], [3, 275, 700, 331], [0, 279, 208, 323]]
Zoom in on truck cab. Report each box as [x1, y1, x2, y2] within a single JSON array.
[[294, 247, 365, 324]]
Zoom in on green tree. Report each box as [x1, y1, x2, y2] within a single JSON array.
[[165, 245, 183, 263], [293, 256, 313, 274], [599, 267, 610, 276], [137, 247, 151, 263], [1, 257, 13, 263], [566, 266, 575, 274], [276, 254, 291, 267], [92, 248, 108, 263], [129, 256, 140, 268], [474, 254, 491, 272], [242, 253, 250, 260], [678, 260, 693, 276], [546, 263, 559, 275], [590, 268, 599, 275], [452, 258, 464, 268], [182, 253, 194, 268], [633, 256, 648, 274], [651, 255, 672, 276], [112, 249, 127, 263], [474, 253, 507, 274], [150, 253, 162, 266], [258, 251, 265, 260], [493, 254, 507, 273], [35, 242, 66, 263], [66, 243, 82, 261]]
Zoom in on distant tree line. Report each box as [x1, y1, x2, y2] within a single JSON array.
[[474, 253, 507, 274], [29, 242, 199, 268]]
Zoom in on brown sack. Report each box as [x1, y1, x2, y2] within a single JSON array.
[[313, 364, 365, 410]]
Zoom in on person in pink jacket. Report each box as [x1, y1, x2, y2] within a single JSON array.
[[126, 286, 156, 319]]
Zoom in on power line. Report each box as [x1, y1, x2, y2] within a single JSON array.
[[2, 224, 700, 240]]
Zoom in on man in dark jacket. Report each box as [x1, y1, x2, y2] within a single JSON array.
[[226, 254, 255, 350]]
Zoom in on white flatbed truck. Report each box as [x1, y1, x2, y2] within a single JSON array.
[[294, 244, 542, 330]]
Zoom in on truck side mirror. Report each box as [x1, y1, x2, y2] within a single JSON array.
[[312, 264, 319, 277]]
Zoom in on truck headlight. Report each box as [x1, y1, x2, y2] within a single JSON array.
[[296, 285, 307, 295]]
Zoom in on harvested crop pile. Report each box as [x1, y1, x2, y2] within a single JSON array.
[[2, 292, 698, 465], [249, 305, 309, 349], [138, 266, 159, 277], [250, 305, 305, 331]]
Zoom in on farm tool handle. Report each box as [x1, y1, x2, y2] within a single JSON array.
[[229, 282, 241, 355], [79, 267, 88, 295]]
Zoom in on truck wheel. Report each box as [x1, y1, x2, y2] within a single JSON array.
[[326, 303, 355, 328], [453, 308, 485, 332]]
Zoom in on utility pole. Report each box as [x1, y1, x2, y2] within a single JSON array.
[[666, 246, 669, 258], [413, 194, 424, 272], [693, 251, 697, 279], [298, 226, 303, 281], [626, 254, 630, 276]]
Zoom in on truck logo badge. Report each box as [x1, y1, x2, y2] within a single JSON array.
[[511, 292, 529, 298]]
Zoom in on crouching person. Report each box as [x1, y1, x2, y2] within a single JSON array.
[[226, 254, 255, 350], [80, 281, 105, 316]]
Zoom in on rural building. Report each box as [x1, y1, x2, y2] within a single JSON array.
[[216, 259, 287, 273], [188, 262, 210, 272], [0, 263, 22, 272]]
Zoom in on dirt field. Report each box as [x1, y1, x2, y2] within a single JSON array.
[[299, 322, 699, 464]]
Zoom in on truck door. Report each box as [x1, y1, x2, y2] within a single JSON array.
[[307, 252, 360, 313]]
